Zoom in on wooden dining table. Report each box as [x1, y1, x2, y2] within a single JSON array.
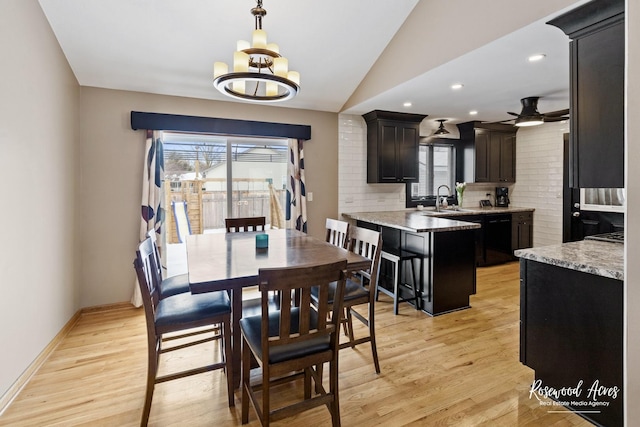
[[186, 228, 371, 388]]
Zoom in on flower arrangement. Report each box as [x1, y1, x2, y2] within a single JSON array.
[[456, 182, 467, 207]]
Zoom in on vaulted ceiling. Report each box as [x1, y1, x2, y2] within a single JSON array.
[[39, 0, 590, 132]]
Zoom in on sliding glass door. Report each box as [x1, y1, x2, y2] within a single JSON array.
[[163, 133, 287, 235]]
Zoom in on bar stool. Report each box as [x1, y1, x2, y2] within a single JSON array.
[[377, 248, 422, 314]]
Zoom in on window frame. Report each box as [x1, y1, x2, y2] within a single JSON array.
[[405, 141, 457, 208]]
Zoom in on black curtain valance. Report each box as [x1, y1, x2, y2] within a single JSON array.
[[131, 111, 311, 140]]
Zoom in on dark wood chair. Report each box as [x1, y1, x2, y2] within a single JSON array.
[[325, 218, 349, 249], [313, 226, 383, 373], [240, 260, 348, 426], [146, 230, 191, 299], [225, 216, 266, 232], [133, 237, 234, 426]]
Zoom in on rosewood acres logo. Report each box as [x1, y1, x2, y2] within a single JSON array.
[[529, 379, 620, 412]]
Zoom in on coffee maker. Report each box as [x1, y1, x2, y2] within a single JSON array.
[[496, 187, 510, 207]]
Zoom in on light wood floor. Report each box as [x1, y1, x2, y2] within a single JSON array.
[[0, 262, 592, 426]]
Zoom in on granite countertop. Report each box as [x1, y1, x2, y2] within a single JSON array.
[[416, 206, 534, 217], [515, 240, 624, 280], [342, 211, 481, 233]]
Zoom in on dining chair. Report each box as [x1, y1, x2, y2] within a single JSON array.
[[325, 218, 349, 249], [240, 260, 348, 426], [225, 216, 266, 232], [313, 225, 383, 374], [146, 230, 191, 299], [133, 237, 234, 426]]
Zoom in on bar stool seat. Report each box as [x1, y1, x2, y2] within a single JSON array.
[[377, 248, 422, 314]]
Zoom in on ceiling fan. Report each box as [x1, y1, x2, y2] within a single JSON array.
[[506, 96, 569, 127]]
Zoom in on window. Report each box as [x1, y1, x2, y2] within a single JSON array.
[[163, 133, 288, 232], [406, 143, 456, 208]]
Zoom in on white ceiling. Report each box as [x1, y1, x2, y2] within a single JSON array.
[[38, 0, 590, 132]]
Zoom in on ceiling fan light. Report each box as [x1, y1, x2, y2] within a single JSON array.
[[515, 116, 544, 127]]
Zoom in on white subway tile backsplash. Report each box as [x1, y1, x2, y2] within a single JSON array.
[[338, 115, 567, 246]]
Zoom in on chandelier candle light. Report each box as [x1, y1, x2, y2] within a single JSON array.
[[213, 0, 300, 102]]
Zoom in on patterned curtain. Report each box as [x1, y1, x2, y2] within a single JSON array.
[[286, 138, 307, 232], [131, 129, 165, 307]]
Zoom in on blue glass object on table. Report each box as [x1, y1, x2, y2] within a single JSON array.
[[256, 233, 269, 249]]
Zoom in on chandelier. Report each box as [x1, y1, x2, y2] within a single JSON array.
[[213, 0, 300, 102]]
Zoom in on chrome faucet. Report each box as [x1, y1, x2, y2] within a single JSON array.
[[436, 185, 451, 212]]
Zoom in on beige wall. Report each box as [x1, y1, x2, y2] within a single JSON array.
[[0, 0, 80, 397], [626, 0, 639, 421], [78, 87, 339, 307]]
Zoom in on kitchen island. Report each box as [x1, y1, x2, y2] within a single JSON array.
[[516, 240, 623, 427], [342, 211, 481, 316]]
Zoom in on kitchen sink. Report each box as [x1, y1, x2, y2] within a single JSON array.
[[421, 207, 474, 216]]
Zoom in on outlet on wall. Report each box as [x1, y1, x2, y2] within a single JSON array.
[[307, 192, 313, 202]]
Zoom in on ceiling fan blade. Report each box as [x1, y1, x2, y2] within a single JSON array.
[[543, 108, 570, 117], [544, 116, 569, 122], [507, 112, 520, 117], [493, 118, 516, 124]]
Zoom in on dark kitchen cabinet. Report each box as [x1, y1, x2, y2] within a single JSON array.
[[363, 110, 427, 183], [512, 211, 533, 251], [457, 121, 517, 183], [520, 259, 623, 426], [548, 0, 624, 188], [442, 211, 534, 266]]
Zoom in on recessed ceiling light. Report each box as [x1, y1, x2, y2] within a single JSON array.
[[403, 102, 412, 107], [469, 110, 478, 115], [528, 53, 546, 62], [451, 83, 464, 90]]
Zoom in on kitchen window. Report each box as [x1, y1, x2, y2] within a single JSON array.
[[406, 142, 456, 208]]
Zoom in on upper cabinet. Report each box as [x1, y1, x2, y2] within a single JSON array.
[[457, 121, 517, 183], [363, 110, 427, 183], [548, 0, 624, 188]]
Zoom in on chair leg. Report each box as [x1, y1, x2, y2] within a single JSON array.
[[346, 308, 356, 348], [368, 304, 381, 374], [393, 260, 400, 315], [329, 358, 341, 427], [222, 319, 235, 407], [316, 362, 324, 394], [341, 307, 350, 338], [262, 364, 270, 427], [241, 338, 251, 424], [141, 340, 158, 427], [304, 366, 312, 399], [409, 257, 421, 310]]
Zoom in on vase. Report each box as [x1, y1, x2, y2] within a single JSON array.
[[457, 191, 464, 207]]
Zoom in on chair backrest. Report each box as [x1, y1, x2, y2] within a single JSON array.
[[133, 237, 162, 332], [345, 226, 382, 298], [225, 216, 266, 232], [257, 260, 348, 363], [146, 230, 164, 281], [325, 218, 349, 249]]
